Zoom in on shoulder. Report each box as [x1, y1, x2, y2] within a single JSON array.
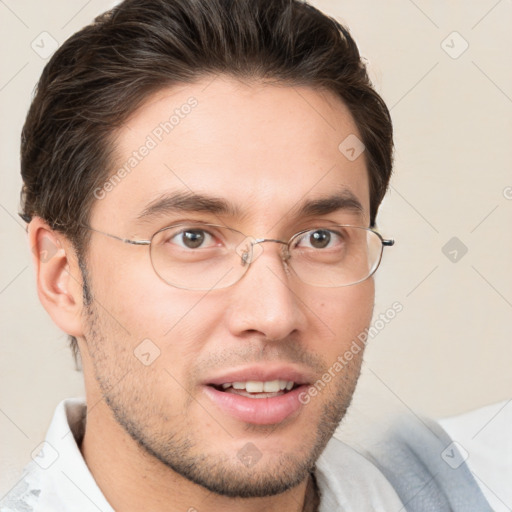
[[439, 400, 512, 512], [1, 398, 113, 512], [363, 413, 494, 512], [0, 461, 44, 512]]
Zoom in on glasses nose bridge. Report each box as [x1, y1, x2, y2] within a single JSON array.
[[251, 237, 290, 258], [246, 238, 289, 263], [252, 237, 287, 246]]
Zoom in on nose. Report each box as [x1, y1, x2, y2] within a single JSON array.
[[225, 242, 307, 341]]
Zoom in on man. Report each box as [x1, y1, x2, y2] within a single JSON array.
[[0, 0, 491, 511]]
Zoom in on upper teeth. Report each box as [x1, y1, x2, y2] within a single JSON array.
[[221, 380, 294, 392]]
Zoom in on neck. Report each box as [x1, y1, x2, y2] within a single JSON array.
[[80, 397, 317, 512]]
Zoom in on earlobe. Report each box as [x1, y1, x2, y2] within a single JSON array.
[[28, 217, 85, 337]]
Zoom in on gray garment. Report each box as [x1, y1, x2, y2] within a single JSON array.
[[366, 414, 493, 512]]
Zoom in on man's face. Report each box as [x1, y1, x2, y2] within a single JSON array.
[[80, 75, 374, 497]]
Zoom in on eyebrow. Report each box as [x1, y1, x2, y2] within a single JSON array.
[[293, 189, 364, 218], [137, 191, 242, 222], [136, 189, 364, 223]]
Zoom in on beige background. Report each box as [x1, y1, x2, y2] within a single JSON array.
[[1, 0, 511, 497]]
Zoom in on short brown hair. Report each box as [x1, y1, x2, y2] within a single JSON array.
[[20, 0, 394, 359]]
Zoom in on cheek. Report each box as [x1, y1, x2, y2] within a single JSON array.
[[310, 279, 374, 350], [85, 250, 225, 380], [89, 247, 209, 335]]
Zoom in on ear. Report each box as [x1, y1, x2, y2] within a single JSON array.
[[28, 217, 85, 338]]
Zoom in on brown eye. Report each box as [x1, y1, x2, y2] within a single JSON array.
[[170, 229, 213, 249], [295, 229, 339, 250], [181, 230, 205, 248], [308, 230, 331, 249]]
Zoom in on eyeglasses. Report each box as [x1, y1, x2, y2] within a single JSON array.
[[84, 223, 394, 290]]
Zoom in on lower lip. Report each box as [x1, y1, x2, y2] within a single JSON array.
[[202, 385, 307, 425]]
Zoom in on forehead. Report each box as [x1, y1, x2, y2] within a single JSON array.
[[91, 75, 370, 231]]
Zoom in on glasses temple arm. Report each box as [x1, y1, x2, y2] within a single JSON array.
[[84, 226, 151, 246]]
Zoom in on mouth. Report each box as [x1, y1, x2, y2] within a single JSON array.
[[202, 367, 312, 425]]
